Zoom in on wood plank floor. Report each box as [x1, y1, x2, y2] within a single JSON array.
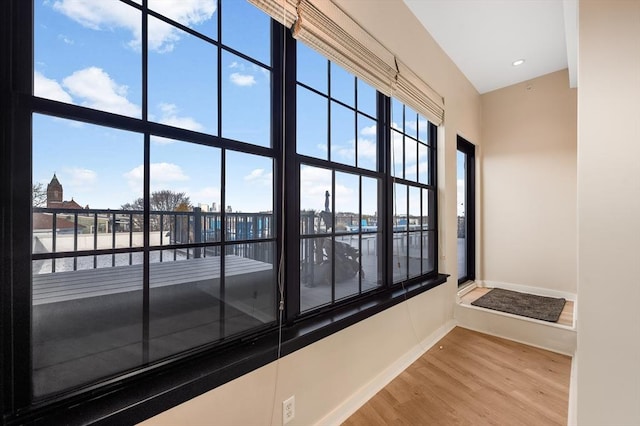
[[343, 327, 571, 426], [460, 287, 574, 327]]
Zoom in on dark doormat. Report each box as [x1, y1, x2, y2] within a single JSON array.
[[471, 288, 566, 322]]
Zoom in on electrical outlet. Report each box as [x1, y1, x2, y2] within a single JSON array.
[[283, 395, 295, 425]]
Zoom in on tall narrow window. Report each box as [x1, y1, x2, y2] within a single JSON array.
[[296, 43, 383, 313], [457, 136, 475, 284]]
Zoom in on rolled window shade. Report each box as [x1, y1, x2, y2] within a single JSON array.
[[292, 0, 396, 97], [248, 0, 298, 29], [248, 0, 445, 125], [395, 61, 445, 125]]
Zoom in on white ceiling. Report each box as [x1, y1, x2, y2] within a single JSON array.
[[403, 0, 577, 94]]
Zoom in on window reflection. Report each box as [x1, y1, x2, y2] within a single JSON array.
[[149, 0, 217, 40], [148, 16, 218, 134], [330, 102, 356, 166], [34, 0, 141, 118], [222, 52, 271, 146], [297, 87, 328, 159], [222, 0, 270, 65], [225, 151, 274, 240]]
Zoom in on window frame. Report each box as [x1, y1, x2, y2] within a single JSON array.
[[0, 1, 447, 422], [456, 135, 476, 285]]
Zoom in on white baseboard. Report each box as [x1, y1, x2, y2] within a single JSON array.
[[314, 319, 456, 426], [567, 351, 578, 425], [478, 280, 576, 301]]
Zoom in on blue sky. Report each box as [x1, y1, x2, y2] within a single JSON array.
[[32, 0, 426, 218]]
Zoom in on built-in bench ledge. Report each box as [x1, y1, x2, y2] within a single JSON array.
[[455, 282, 577, 355]]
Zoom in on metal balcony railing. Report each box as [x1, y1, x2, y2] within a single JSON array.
[[32, 207, 274, 273]]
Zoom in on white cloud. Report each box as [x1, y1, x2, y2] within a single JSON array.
[[244, 168, 272, 184], [58, 34, 74, 44], [357, 138, 377, 160], [230, 72, 256, 87], [124, 162, 189, 193], [65, 167, 97, 187], [151, 103, 204, 144], [52, 0, 216, 53], [190, 186, 221, 205], [34, 71, 73, 103], [62, 67, 141, 117], [360, 124, 376, 136]]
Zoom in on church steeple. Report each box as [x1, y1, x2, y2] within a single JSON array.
[[46, 173, 63, 207]]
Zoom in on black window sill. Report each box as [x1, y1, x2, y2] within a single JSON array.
[[10, 274, 447, 426]]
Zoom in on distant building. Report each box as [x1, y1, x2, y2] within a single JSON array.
[[34, 174, 110, 234], [46, 173, 84, 209]]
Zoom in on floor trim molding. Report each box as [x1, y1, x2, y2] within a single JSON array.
[[314, 319, 456, 426]]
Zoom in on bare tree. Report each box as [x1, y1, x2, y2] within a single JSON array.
[[121, 190, 192, 232], [32, 183, 47, 207], [121, 190, 192, 212]]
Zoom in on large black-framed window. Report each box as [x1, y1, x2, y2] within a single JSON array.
[[1, 0, 444, 423], [457, 135, 475, 284]]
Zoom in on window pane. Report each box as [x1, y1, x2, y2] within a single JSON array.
[[330, 102, 356, 166], [335, 172, 359, 232], [32, 114, 144, 397], [150, 138, 222, 244], [148, 241, 276, 362], [149, 0, 217, 40], [418, 116, 429, 143], [418, 143, 430, 185], [408, 231, 422, 279], [422, 231, 436, 274], [222, 0, 270, 65], [361, 177, 381, 291], [393, 183, 407, 283], [391, 131, 403, 178], [297, 42, 327, 93], [34, 0, 141, 118], [392, 233, 407, 283], [391, 98, 403, 131], [361, 177, 379, 229], [405, 137, 418, 182], [357, 78, 376, 118], [225, 151, 274, 240], [408, 187, 421, 278], [393, 183, 407, 231], [300, 237, 333, 311], [361, 233, 382, 291], [222, 52, 271, 146], [422, 188, 434, 230], [224, 241, 276, 323], [300, 165, 332, 235], [330, 62, 355, 107], [457, 150, 467, 280], [297, 87, 328, 159], [357, 114, 377, 171], [405, 106, 418, 140], [149, 16, 217, 134], [335, 234, 361, 301]]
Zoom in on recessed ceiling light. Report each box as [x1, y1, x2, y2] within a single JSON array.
[[512, 59, 525, 67]]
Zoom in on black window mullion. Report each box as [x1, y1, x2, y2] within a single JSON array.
[[141, 0, 150, 366], [331, 172, 336, 303], [7, 0, 34, 411], [327, 59, 331, 162], [282, 25, 299, 322], [431, 123, 439, 273], [380, 93, 393, 289]]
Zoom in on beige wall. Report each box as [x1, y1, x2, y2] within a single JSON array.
[[576, 1, 640, 424], [481, 70, 577, 293], [143, 0, 482, 424]]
